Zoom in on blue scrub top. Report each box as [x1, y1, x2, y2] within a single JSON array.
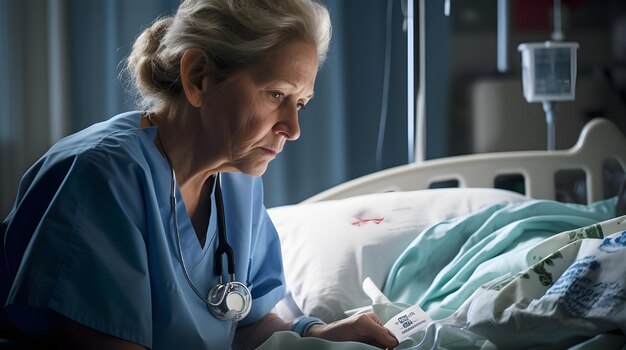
[[0, 112, 285, 349]]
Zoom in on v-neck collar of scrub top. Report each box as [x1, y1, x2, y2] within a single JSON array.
[[143, 123, 218, 270]]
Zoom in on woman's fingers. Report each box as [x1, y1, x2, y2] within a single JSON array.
[[358, 313, 398, 349], [311, 312, 399, 349]]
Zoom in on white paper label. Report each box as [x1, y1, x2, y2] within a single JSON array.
[[383, 304, 432, 342], [362, 277, 391, 304]]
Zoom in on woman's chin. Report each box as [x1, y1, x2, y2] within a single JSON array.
[[238, 161, 271, 177]]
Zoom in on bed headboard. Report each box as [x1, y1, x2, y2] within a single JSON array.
[[304, 118, 626, 204]]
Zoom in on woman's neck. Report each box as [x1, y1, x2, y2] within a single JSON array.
[[147, 108, 217, 188], [145, 109, 217, 246]]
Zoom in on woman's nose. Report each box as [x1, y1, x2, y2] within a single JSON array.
[[274, 105, 301, 141]]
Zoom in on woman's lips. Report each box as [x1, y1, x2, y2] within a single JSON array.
[[261, 147, 279, 157]]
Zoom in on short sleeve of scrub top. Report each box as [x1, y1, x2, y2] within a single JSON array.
[[1, 112, 286, 349]]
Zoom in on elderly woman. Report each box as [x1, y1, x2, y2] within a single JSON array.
[[0, 0, 398, 349]]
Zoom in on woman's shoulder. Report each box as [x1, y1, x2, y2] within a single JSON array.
[[49, 112, 153, 159], [33, 112, 160, 179], [220, 173, 268, 216], [16, 112, 158, 202]]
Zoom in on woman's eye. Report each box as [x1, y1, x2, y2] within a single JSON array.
[[270, 92, 283, 100], [297, 103, 307, 111]]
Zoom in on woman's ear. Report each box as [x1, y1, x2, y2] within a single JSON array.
[[180, 48, 212, 108]]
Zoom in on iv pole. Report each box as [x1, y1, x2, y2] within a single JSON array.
[[544, 0, 564, 151]]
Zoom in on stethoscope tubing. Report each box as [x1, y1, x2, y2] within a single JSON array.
[[170, 167, 208, 302]]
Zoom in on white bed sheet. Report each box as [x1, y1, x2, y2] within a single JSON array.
[[269, 188, 528, 322]]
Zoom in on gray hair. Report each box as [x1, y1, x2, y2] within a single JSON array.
[[125, 0, 332, 113]]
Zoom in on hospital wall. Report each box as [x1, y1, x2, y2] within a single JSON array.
[[0, 0, 410, 216], [1, 0, 626, 217]]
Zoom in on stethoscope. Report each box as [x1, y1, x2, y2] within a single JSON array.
[[157, 129, 252, 321]]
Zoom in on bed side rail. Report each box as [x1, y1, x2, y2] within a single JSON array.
[[303, 118, 626, 204]]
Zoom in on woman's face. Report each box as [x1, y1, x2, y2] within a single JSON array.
[[202, 40, 319, 176]]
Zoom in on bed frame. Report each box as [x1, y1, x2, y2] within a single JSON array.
[[304, 118, 626, 204]]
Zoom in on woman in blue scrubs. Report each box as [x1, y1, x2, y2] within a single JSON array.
[[0, 0, 398, 349]]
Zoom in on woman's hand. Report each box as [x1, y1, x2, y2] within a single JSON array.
[[307, 312, 398, 349]]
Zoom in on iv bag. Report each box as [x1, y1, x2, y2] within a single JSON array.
[[518, 41, 579, 103]]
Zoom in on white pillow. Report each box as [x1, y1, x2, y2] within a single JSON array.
[[268, 188, 527, 322]]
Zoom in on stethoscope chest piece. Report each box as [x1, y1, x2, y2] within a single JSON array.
[[207, 278, 252, 321]]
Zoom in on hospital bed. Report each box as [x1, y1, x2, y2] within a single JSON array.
[[266, 117, 626, 349]]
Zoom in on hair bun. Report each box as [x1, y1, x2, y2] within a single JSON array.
[[126, 17, 177, 112], [141, 17, 173, 56]]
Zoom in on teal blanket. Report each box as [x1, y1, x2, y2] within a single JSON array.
[[382, 198, 616, 319]]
